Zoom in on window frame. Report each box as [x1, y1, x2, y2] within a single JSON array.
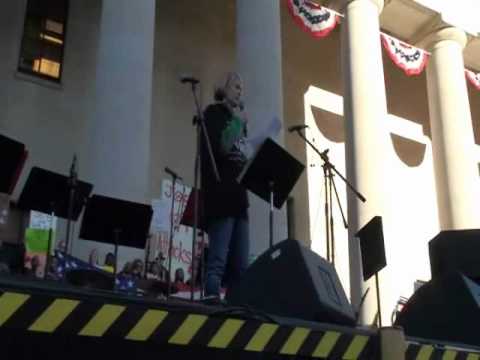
[[17, 0, 70, 83]]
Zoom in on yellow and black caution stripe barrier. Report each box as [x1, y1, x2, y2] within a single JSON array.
[[0, 290, 377, 359], [406, 341, 480, 360]]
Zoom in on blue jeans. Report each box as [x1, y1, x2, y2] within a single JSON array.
[[205, 217, 249, 296]]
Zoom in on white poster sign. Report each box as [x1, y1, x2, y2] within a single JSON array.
[[149, 179, 205, 283], [29, 210, 57, 230]]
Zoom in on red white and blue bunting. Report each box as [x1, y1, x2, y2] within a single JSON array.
[[381, 34, 429, 76], [286, 0, 339, 38], [466, 69, 480, 90], [286, 2, 480, 90]]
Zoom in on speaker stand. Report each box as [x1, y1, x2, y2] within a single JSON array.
[[375, 271, 382, 327], [269, 181, 274, 249]]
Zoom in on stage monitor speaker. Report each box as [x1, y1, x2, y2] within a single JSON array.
[[429, 229, 480, 280], [394, 271, 480, 347], [226, 239, 355, 326]]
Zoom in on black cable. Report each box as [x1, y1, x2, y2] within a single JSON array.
[[212, 304, 278, 323]]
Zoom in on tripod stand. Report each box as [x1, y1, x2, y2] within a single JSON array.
[[292, 127, 366, 266], [322, 155, 348, 266]]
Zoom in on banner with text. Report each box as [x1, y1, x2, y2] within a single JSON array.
[[149, 179, 206, 282]]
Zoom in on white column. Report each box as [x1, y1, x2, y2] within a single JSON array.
[[84, 0, 155, 204], [341, 0, 388, 324], [425, 27, 480, 230], [236, 0, 287, 255]]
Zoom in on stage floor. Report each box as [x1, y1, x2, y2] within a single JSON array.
[[0, 275, 478, 360]]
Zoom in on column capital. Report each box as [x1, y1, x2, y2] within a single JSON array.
[[329, 0, 384, 14], [421, 27, 468, 52]]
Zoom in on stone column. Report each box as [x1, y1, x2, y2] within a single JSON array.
[[341, 0, 388, 324], [84, 0, 156, 204], [425, 27, 480, 230], [236, 0, 287, 255]]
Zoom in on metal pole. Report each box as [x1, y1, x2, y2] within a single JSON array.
[[328, 167, 335, 267], [167, 177, 177, 298], [144, 234, 151, 279], [65, 154, 77, 255], [323, 165, 330, 262], [191, 151, 200, 301], [269, 181, 274, 249], [376, 272, 382, 327], [113, 228, 121, 291], [44, 209, 55, 280]]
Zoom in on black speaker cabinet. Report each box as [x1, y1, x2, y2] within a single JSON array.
[[429, 229, 480, 280], [395, 271, 480, 347], [226, 239, 355, 326]]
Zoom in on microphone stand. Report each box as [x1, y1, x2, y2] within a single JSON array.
[[166, 173, 178, 298], [185, 80, 220, 301], [65, 155, 77, 255], [293, 129, 365, 266]]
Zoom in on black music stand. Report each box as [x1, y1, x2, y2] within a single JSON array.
[[18, 167, 93, 278], [180, 188, 205, 231], [180, 188, 206, 297], [356, 215, 386, 327], [0, 134, 27, 195], [238, 138, 305, 248], [79, 195, 153, 280]]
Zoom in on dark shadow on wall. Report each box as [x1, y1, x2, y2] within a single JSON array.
[[390, 134, 426, 167], [383, 51, 432, 139], [310, 107, 428, 167], [311, 107, 345, 143]]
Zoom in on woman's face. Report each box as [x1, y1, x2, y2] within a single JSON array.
[[224, 75, 243, 108], [133, 261, 143, 274], [175, 268, 184, 281]]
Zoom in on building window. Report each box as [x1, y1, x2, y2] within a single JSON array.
[[18, 0, 69, 82]]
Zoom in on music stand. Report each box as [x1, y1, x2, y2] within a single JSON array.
[[238, 138, 305, 248], [79, 195, 153, 280], [180, 188, 206, 297], [180, 188, 205, 231], [18, 167, 93, 278], [0, 134, 27, 195], [355, 216, 386, 327]]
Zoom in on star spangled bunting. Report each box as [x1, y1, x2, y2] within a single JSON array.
[[115, 275, 137, 293], [54, 251, 93, 279], [286, 0, 339, 38], [54, 251, 137, 293], [381, 33, 429, 76], [466, 69, 480, 90]]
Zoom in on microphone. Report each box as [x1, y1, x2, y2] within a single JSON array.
[[165, 167, 182, 181], [180, 76, 199, 85], [288, 124, 309, 133]]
